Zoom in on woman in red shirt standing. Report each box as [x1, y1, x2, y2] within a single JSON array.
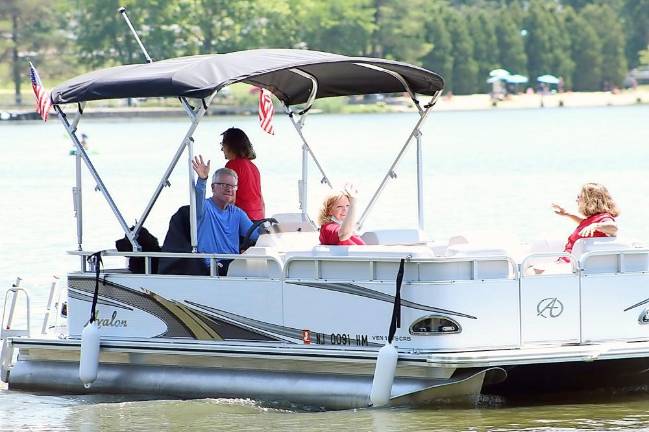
[[318, 184, 365, 245], [552, 182, 619, 257], [220, 128, 265, 221]]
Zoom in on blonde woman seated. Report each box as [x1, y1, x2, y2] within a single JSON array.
[[529, 182, 619, 275], [318, 184, 366, 246], [553, 182, 619, 261]]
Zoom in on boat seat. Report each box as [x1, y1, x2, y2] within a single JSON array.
[[446, 243, 507, 257], [255, 231, 320, 252], [361, 229, 430, 246], [575, 237, 648, 273], [226, 247, 282, 278], [526, 239, 566, 254], [269, 213, 316, 233], [310, 244, 435, 258], [445, 243, 510, 279]]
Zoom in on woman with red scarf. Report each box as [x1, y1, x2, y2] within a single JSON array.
[[552, 183, 619, 257]]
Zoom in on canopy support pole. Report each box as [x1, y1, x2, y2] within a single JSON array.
[[286, 69, 332, 224], [415, 129, 424, 231], [116, 9, 212, 251], [300, 137, 309, 222], [71, 103, 86, 255], [55, 105, 140, 250], [355, 63, 424, 116], [130, 94, 216, 250], [357, 91, 440, 231]]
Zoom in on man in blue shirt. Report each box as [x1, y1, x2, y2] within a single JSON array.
[[192, 155, 259, 275]]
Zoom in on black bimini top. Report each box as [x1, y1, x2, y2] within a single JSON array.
[[50, 49, 444, 106]]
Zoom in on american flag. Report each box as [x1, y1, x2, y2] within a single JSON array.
[[29, 62, 52, 121], [258, 88, 275, 135]]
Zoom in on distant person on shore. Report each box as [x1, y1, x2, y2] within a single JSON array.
[[318, 184, 365, 246], [552, 183, 619, 260], [220, 127, 265, 221]]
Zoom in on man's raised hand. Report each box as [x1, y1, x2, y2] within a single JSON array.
[[192, 155, 210, 180]]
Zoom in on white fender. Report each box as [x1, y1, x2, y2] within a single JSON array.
[[79, 321, 100, 388], [369, 342, 398, 407]]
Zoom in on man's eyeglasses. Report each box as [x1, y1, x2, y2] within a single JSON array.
[[214, 182, 238, 190]]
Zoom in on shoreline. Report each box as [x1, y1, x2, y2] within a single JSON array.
[[1, 89, 647, 120], [433, 89, 649, 111]]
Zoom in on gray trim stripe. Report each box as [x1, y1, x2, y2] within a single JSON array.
[[288, 281, 477, 319], [185, 301, 382, 347], [625, 296, 649, 312], [68, 288, 134, 311]]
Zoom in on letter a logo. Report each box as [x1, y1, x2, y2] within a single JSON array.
[[537, 297, 564, 318]]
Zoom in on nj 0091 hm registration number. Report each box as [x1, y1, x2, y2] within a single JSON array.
[[304, 331, 369, 346]]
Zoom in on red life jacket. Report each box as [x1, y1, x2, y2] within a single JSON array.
[[563, 212, 615, 254]]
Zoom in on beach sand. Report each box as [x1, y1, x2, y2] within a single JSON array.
[[432, 89, 649, 111]]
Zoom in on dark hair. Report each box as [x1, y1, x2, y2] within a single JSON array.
[[221, 127, 256, 160]]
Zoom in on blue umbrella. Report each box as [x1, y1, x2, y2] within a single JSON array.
[[489, 68, 510, 78], [506, 74, 528, 84], [486, 76, 506, 83], [537, 74, 560, 84]]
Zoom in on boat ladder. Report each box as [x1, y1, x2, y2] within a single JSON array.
[[1, 277, 30, 382], [41, 275, 63, 335], [1, 277, 31, 339]]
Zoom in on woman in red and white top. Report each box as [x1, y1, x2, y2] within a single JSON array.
[[552, 182, 619, 258], [318, 184, 366, 246], [220, 128, 265, 221]]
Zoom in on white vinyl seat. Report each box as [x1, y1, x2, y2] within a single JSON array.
[[226, 247, 283, 278], [270, 213, 316, 233], [445, 243, 510, 279], [575, 237, 648, 273], [361, 229, 430, 246], [255, 231, 320, 252]]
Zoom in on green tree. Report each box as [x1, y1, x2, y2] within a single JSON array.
[[524, 0, 555, 82], [446, 9, 478, 94], [581, 4, 627, 88], [546, 4, 575, 90], [507, 0, 526, 29], [76, 0, 190, 66], [371, 0, 432, 64], [0, 0, 71, 105], [422, 6, 454, 92], [495, 8, 527, 75], [468, 8, 499, 92], [571, 13, 602, 91], [639, 44, 649, 66], [297, 0, 375, 56], [622, 0, 649, 69]]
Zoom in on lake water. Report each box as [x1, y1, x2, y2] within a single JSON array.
[[1, 105, 649, 431]]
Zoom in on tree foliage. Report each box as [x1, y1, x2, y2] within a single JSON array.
[[581, 4, 627, 87], [524, 0, 555, 81], [446, 9, 478, 95], [571, 12, 602, 91], [468, 8, 499, 92], [622, 0, 649, 69], [0, 0, 72, 104], [1, 0, 647, 102], [422, 6, 454, 92], [496, 8, 527, 75]]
